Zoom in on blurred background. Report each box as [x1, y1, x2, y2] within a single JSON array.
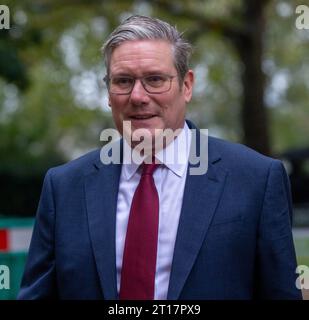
[[0, 0, 308, 299]]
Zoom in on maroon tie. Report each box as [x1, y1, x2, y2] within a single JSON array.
[[119, 162, 160, 300]]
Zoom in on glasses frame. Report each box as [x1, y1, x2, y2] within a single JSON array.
[[103, 74, 177, 95]]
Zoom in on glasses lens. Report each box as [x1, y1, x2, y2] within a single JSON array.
[[144, 75, 170, 93], [110, 76, 134, 94]]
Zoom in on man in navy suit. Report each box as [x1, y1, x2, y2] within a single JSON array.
[[18, 15, 302, 300]]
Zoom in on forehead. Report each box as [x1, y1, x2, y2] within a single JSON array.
[[109, 40, 175, 75]]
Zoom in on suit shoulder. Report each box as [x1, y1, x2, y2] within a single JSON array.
[[208, 136, 280, 171], [47, 148, 101, 180]]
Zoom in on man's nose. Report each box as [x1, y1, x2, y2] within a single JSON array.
[[129, 79, 150, 104]]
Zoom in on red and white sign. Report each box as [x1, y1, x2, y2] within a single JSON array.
[[0, 227, 33, 252]]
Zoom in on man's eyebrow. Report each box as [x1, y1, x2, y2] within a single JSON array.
[[110, 73, 134, 77], [110, 71, 169, 77], [143, 70, 168, 76]]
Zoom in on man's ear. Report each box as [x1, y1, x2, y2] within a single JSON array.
[[183, 70, 194, 103], [108, 96, 111, 107]]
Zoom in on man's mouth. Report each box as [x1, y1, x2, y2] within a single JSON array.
[[129, 114, 157, 120]]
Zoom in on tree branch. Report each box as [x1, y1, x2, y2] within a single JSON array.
[[151, 0, 248, 42]]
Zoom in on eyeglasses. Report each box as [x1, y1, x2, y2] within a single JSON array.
[[104, 74, 177, 95]]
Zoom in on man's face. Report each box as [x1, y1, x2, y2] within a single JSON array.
[[108, 40, 194, 148]]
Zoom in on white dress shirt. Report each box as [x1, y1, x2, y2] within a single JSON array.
[[115, 122, 192, 299]]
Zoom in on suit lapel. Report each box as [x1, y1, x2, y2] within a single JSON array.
[[84, 143, 122, 300], [167, 126, 228, 299]]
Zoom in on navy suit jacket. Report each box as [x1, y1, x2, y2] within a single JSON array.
[[18, 121, 302, 299]]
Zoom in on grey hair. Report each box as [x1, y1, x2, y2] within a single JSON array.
[[101, 15, 192, 83]]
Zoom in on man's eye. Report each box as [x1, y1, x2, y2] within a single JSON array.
[[145, 75, 166, 87], [113, 78, 133, 86]]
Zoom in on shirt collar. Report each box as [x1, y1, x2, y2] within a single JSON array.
[[122, 122, 191, 180]]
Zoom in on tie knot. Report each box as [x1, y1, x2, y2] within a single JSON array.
[[141, 162, 160, 176]]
